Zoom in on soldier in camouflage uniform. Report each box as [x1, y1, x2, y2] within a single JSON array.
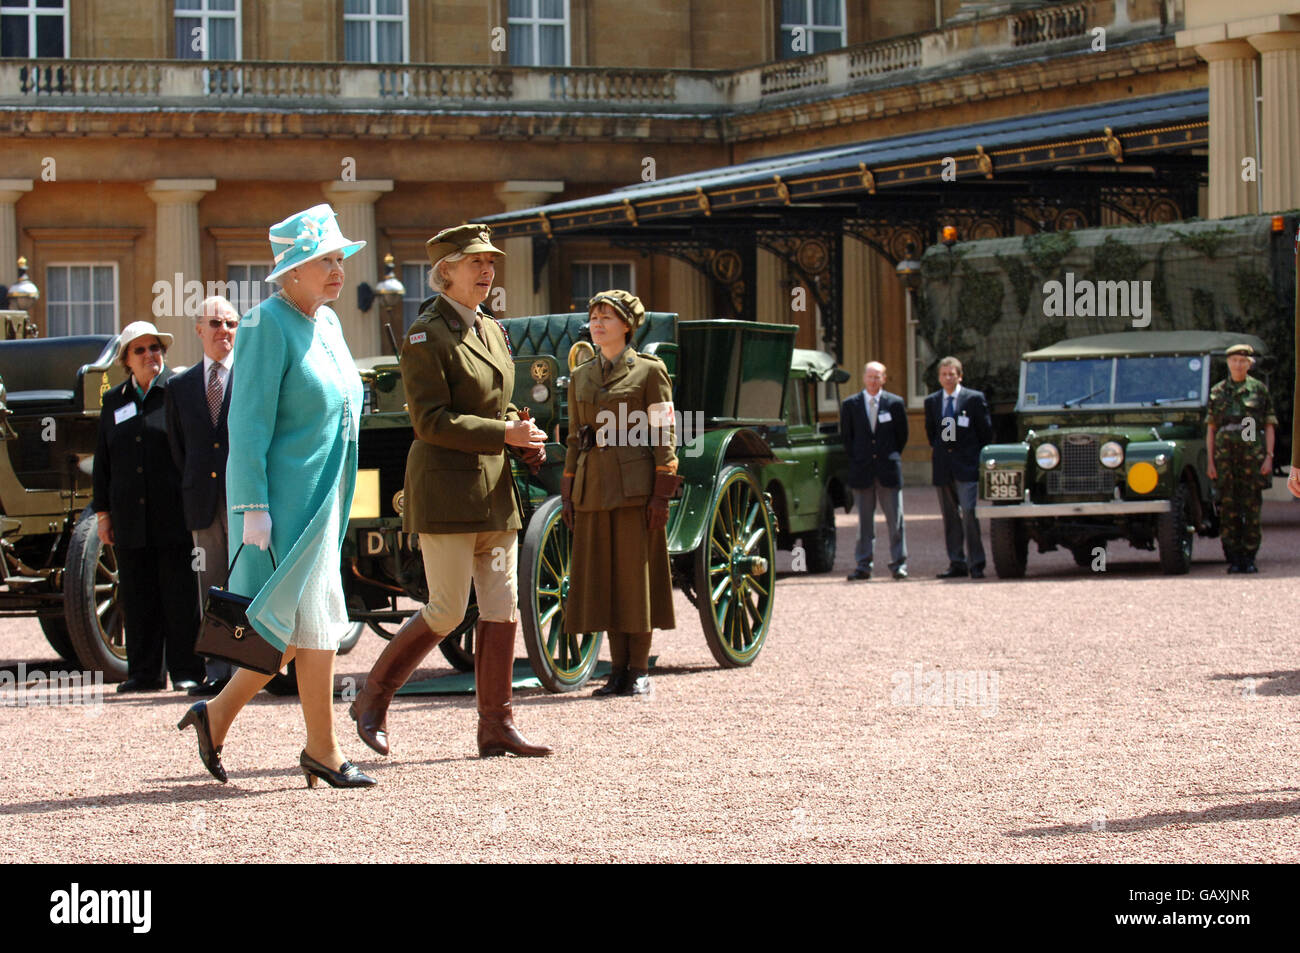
[[1207, 343, 1276, 574]]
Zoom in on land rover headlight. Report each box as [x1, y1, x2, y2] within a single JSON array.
[[1035, 443, 1060, 470], [1099, 441, 1124, 469]]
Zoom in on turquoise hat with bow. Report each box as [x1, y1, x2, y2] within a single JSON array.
[[266, 204, 366, 282]]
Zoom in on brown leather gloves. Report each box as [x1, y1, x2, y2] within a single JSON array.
[[561, 474, 575, 530], [646, 470, 683, 531]]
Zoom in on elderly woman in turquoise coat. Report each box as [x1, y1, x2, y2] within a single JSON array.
[[177, 204, 375, 790]]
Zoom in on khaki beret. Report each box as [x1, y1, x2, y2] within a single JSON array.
[[426, 224, 505, 266], [1225, 344, 1255, 357], [588, 289, 645, 332]]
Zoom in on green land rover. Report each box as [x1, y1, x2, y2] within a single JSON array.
[[976, 330, 1269, 577]]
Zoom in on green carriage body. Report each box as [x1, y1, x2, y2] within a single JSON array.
[[347, 309, 850, 691]]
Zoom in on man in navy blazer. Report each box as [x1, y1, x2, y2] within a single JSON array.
[[924, 356, 994, 578], [841, 361, 909, 580], [166, 297, 239, 695]]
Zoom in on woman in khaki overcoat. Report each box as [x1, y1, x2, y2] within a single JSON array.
[[562, 290, 681, 696]]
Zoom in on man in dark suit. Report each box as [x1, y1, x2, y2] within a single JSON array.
[[841, 361, 909, 580], [925, 356, 994, 578], [166, 296, 239, 695]]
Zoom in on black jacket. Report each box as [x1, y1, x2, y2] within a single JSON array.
[[924, 386, 994, 485], [92, 368, 190, 549], [840, 389, 908, 488], [165, 360, 232, 531]]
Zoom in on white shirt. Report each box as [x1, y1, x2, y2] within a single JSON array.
[[941, 383, 962, 413], [862, 388, 881, 429], [202, 352, 234, 402]]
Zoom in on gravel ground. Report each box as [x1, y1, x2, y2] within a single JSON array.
[[2, 492, 1298, 864]]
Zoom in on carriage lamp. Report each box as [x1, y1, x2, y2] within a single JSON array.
[[941, 225, 958, 246], [5, 257, 40, 312]]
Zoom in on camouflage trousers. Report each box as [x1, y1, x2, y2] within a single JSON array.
[[1214, 441, 1264, 558]]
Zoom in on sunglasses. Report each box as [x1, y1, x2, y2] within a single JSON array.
[[131, 343, 163, 355], [206, 319, 239, 329]]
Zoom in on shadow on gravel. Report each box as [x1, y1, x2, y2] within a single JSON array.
[[0, 781, 292, 817], [1007, 790, 1300, 837], [1206, 670, 1300, 697]]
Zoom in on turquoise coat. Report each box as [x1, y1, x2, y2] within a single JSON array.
[[225, 294, 362, 651]]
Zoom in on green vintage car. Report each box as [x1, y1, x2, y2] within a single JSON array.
[[976, 330, 1268, 577], [347, 311, 850, 692]]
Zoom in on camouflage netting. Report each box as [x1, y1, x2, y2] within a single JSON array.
[[918, 214, 1297, 456]]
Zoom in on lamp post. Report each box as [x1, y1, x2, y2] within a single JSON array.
[[896, 242, 922, 403], [373, 254, 406, 355]]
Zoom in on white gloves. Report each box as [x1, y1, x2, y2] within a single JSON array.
[[242, 510, 272, 551]]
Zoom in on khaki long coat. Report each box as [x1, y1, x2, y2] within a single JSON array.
[[400, 295, 521, 535], [563, 346, 676, 633]]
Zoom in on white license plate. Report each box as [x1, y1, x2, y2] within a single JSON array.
[[984, 470, 1023, 500]]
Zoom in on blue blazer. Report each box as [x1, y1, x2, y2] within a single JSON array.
[[165, 360, 232, 532], [924, 386, 993, 485], [840, 389, 908, 488]]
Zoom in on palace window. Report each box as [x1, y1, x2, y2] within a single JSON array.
[[224, 263, 270, 320], [508, 0, 569, 67], [45, 264, 117, 337], [401, 262, 431, 331], [1, 0, 67, 58], [344, 0, 408, 64], [779, 0, 845, 58], [174, 0, 239, 60], [570, 262, 633, 313]]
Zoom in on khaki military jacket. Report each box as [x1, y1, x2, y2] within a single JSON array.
[[564, 346, 676, 512], [400, 295, 521, 534]]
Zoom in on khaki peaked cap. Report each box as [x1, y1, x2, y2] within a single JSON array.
[[426, 224, 506, 266]]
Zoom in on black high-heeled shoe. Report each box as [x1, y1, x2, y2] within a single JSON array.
[[177, 701, 227, 783], [299, 750, 376, 789]]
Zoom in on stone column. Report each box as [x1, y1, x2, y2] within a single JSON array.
[[755, 247, 786, 324], [493, 181, 564, 318], [1192, 40, 1259, 219], [0, 179, 33, 285], [323, 180, 394, 357], [146, 178, 216, 367], [1248, 31, 1300, 214], [668, 257, 710, 320]]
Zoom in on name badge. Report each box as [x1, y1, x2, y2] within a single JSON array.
[[877, 411, 892, 423], [114, 403, 138, 425], [408, 331, 427, 344], [957, 414, 970, 428]]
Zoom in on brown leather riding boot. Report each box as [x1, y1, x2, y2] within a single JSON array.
[[349, 611, 443, 756], [475, 620, 552, 758]]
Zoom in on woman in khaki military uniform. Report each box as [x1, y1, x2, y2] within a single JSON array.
[[351, 223, 551, 758], [562, 290, 681, 696]]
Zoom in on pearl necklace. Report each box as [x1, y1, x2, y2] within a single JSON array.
[[275, 289, 317, 321]]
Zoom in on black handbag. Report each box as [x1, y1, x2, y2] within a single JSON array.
[[195, 544, 283, 676]]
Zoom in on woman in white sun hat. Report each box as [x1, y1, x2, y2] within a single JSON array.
[[178, 204, 375, 790], [92, 320, 204, 693]]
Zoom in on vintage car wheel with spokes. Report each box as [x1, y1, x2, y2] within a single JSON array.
[[64, 508, 128, 682], [519, 496, 603, 692], [695, 466, 776, 668]]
